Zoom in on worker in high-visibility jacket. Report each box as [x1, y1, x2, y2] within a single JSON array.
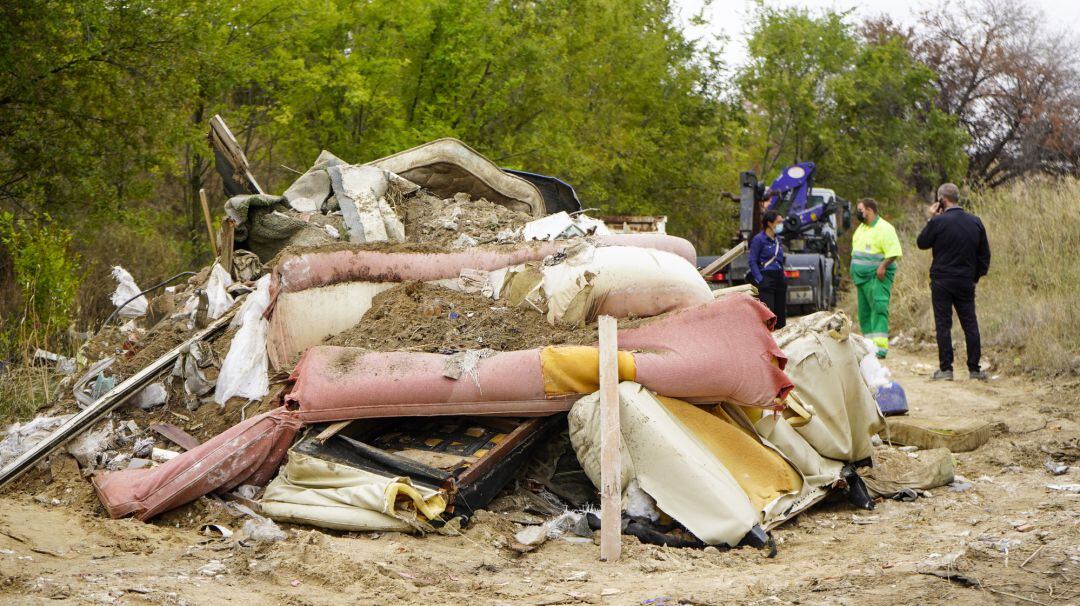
[[850, 198, 902, 358]]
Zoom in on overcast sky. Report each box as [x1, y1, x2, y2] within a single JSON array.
[[676, 0, 1080, 68]]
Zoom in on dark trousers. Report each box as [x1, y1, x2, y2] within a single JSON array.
[[757, 270, 787, 329], [931, 278, 981, 372]]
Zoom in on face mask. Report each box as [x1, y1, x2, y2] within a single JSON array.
[[856, 211, 866, 223], [774, 223, 784, 234]]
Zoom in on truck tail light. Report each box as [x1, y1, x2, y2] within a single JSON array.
[[784, 270, 800, 279], [705, 272, 726, 282]]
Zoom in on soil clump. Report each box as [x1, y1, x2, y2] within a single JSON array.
[[326, 282, 598, 353]]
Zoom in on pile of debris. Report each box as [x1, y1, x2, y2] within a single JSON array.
[[0, 123, 966, 554]]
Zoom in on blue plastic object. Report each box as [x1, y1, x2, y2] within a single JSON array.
[[874, 382, 908, 416]]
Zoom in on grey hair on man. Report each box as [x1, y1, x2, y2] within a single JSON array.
[[937, 183, 960, 205]]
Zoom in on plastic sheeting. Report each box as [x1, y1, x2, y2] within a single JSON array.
[[260, 451, 447, 533], [284, 294, 792, 423], [93, 408, 303, 520]]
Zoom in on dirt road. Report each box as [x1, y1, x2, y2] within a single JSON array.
[[1, 347, 1077, 605]]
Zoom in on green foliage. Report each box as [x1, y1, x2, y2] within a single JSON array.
[[0, 0, 976, 336], [0, 211, 82, 356], [738, 5, 968, 206]]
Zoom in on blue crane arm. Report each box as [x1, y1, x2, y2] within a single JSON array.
[[764, 162, 826, 230]]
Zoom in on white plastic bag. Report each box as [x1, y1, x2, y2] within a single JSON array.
[[214, 275, 271, 404], [205, 263, 235, 320], [110, 266, 147, 319], [855, 335, 893, 390]]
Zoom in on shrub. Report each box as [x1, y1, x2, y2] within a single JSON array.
[[0, 212, 83, 359]]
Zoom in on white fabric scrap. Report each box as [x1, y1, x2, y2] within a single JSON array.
[[214, 275, 272, 404]]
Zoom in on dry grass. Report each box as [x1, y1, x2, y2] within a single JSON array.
[[848, 178, 1080, 375], [0, 364, 59, 425]]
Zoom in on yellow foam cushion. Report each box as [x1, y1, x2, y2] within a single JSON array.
[[656, 395, 802, 512], [540, 346, 635, 396]]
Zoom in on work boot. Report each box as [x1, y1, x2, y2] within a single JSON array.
[[930, 370, 953, 381], [969, 370, 989, 381]]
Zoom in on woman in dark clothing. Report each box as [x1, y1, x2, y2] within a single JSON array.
[[748, 211, 787, 328]]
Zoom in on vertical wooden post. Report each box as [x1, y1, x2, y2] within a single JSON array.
[[219, 218, 235, 277], [598, 315, 621, 562], [198, 188, 218, 258]]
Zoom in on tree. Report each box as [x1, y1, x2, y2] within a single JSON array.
[[914, 0, 1080, 186], [738, 5, 967, 203]]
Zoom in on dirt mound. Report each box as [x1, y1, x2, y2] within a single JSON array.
[[326, 282, 598, 353], [402, 192, 529, 249]]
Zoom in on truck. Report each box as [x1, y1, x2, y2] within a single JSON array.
[[698, 162, 851, 313]]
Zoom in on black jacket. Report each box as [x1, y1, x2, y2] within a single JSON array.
[[916, 206, 991, 281]]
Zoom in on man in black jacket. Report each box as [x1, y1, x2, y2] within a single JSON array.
[[917, 183, 992, 381]]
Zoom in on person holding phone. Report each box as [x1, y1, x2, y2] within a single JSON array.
[[749, 210, 787, 328], [917, 183, 991, 381]]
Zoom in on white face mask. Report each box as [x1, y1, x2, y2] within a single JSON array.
[[774, 222, 784, 234]]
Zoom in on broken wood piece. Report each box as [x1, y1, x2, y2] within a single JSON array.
[[314, 420, 351, 444], [698, 240, 748, 277], [0, 309, 237, 492], [598, 314, 621, 562], [199, 188, 218, 258], [209, 114, 263, 196], [147, 423, 201, 452]]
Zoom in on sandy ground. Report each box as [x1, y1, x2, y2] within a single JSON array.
[[0, 346, 1077, 606]]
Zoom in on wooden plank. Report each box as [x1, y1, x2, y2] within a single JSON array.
[[314, 420, 351, 444], [147, 423, 200, 451], [219, 218, 235, 276], [0, 309, 236, 492], [198, 188, 218, 258], [455, 417, 545, 486], [698, 240, 748, 277], [598, 315, 621, 562]]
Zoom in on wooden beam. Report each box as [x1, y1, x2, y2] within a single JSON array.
[[598, 314, 621, 562], [0, 309, 237, 492], [698, 240, 748, 277], [198, 188, 218, 259]]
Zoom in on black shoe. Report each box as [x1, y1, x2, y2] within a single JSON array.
[[969, 370, 989, 381], [931, 370, 953, 381]]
